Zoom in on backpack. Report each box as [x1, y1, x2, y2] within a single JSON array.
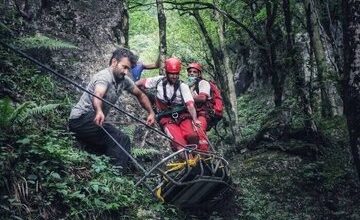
[[195, 79, 224, 126], [208, 80, 224, 119]]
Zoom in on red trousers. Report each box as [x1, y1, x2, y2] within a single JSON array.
[[197, 115, 209, 151], [160, 115, 209, 152]]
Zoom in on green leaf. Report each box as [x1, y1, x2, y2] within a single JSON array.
[[91, 184, 99, 193], [17, 34, 78, 50], [27, 174, 38, 181], [69, 191, 85, 199], [50, 172, 61, 180], [255, 7, 267, 22], [39, 160, 48, 165], [16, 137, 31, 145]]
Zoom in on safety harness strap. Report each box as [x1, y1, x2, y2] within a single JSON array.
[[156, 105, 186, 120], [162, 78, 180, 105]]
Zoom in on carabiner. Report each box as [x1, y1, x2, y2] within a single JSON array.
[[172, 112, 179, 119]]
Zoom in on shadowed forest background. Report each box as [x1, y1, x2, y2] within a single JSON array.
[[1, 0, 360, 219]]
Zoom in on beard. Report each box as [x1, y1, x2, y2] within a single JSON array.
[[167, 76, 178, 85], [113, 68, 125, 82]]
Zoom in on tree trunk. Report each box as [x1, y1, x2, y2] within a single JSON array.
[[215, 0, 239, 132], [282, 0, 317, 133], [265, 0, 283, 107], [323, 0, 343, 76], [192, 9, 238, 144], [342, 0, 360, 180], [113, 0, 129, 47], [156, 0, 167, 75], [304, 0, 333, 118]]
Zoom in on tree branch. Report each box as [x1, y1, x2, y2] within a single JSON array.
[[161, 0, 264, 46], [128, 1, 154, 10]]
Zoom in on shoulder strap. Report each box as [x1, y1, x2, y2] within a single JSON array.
[[178, 81, 185, 104], [195, 78, 203, 94], [162, 78, 180, 105], [155, 76, 165, 89]]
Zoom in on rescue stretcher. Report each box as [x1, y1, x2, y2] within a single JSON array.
[[135, 146, 231, 208]]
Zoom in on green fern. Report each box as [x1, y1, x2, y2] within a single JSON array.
[[0, 98, 60, 128], [132, 148, 160, 158], [0, 98, 32, 127], [0, 22, 13, 37], [0, 98, 15, 127], [8, 101, 34, 124], [17, 34, 78, 50], [15, 103, 60, 124]]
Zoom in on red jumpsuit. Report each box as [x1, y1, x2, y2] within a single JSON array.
[[145, 76, 209, 152], [190, 79, 213, 150]]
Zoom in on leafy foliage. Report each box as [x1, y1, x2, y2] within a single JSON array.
[[16, 103, 59, 124], [132, 147, 160, 158], [254, 7, 267, 22], [17, 34, 78, 50], [0, 98, 60, 136], [0, 27, 179, 220], [128, 5, 159, 77], [128, 5, 208, 77], [234, 151, 327, 219], [0, 132, 159, 219], [237, 87, 274, 139], [0, 98, 26, 128]]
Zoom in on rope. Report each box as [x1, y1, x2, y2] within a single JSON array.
[[100, 126, 146, 174], [194, 123, 216, 152]]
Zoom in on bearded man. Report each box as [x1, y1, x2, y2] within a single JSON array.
[[69, 48, 155, 169]]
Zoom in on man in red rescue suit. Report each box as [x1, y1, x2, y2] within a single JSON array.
[[187, 62, 211, 132], [136, 58, 209, 152]]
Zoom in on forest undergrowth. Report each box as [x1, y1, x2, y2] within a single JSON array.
[[0, 48, 182, 220], [213, 88, 360, 220]]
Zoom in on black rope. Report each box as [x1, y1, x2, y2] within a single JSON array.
[[100, 126, 156, 196], [0, 41, 186, 148], [100, 126, 147, 174]]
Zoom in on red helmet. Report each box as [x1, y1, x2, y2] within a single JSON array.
[[187, 62, 202, 73], [165, 57, 181, 74]]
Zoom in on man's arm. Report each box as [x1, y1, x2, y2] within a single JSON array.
[[181, 84, 202, 128], [142, 56, 160, 69], [186, 101, 202, 128], [193, 94, 208, 103], [186, 101, 197, 121], [135, 78, 147, 90], [194, 80, 210, 103], [93, 84, 107, 126], [131, 85, 155, 125]]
